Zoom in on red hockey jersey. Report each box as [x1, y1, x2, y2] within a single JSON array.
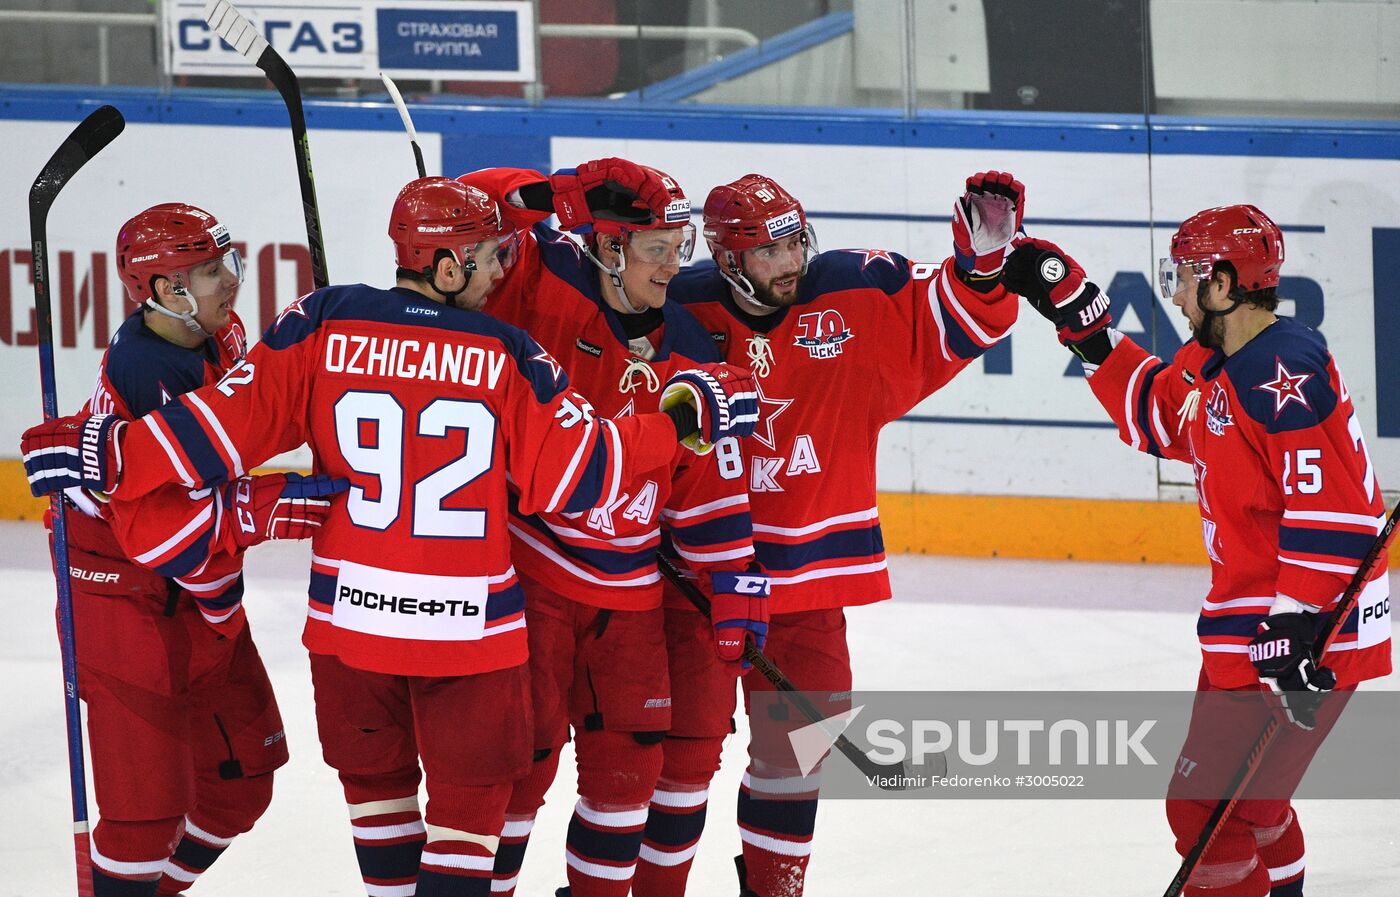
[[67, 307, 269, 634], [460, 168, 755, 610], [108, 284, 680, 676], [1087, 317, 1391, 688], [668, 254, 1018, 612]]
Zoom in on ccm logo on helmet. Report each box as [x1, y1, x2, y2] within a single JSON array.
[[1231, 227, 1263, 235]]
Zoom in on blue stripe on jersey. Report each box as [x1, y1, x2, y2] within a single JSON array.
[[260, 284, 571, 404], [753, 524, 884, 573], [194, 578, 245, 612], [566, 815, 646, 864], [559, 429, 611, 514], [514, 511, 654, 575], [804, 248, 910, 298], [668, 511, 754, 552], [1135, 361, 1170, 459], [1228, 317, 1338, 433], [485, 582, 525, 621], [1197, 613, 1265, 640], [533, 222, 608, 300], [149, 523, 215, 579], [156, 401, 235, 486], [1279, 525, 1376, 561], [309, 569, 337, 608], [937, 300, 985, 361], [1321, 605, 1362, 636]]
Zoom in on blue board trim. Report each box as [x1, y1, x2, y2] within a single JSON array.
[[3, 83, 1400, 159]]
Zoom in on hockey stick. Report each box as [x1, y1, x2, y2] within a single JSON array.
[[1162, 500, 1399, 897], [656, 553, 947, 789], [204, 0, 329, 289], [29, 103, 126, 897], [380, 72, 427, 178]]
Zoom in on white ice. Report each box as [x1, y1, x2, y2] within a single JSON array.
[[2, 519, 1395, 896]]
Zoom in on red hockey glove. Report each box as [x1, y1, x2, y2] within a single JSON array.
[[660, 363, 759, 455], [952, 170, 1025, 282], [227, 472, 349, 549], [1003, 237, 1114, 363], [709, 567, 771, 667], [1249, 609, 1337, 731], [549, 157, 669, 234], [21, 412, 125, 496]]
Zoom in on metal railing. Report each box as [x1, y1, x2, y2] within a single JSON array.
[[0, 9, 759, 88]]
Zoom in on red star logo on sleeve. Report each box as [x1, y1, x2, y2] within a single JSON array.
[[273, 293, 311, 330], [752, 378, 793, 451], [844, 248, 897, 270], [1253, 358, 1313, 417], [531, 348, 565, 384]]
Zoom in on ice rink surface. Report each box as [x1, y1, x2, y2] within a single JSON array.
[[2, 519, 1395, 896]]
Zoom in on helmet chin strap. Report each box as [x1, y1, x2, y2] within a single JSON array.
[[144, 278, 210, 336], [430, 254, 475, 310], [1194, 294, 1245, 349], [581, 236, 646, 314]]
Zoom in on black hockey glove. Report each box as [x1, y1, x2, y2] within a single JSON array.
[[1002, 237, 1114, 365], [1249, 612, 1337, 731]]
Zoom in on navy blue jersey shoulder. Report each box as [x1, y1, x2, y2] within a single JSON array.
[[1227, 316, 1338, 432], [531, 222, 609, 306], [260, 283, 570, 402], [658, 300, 722, 364], [801, 248, 912, 300], [104, 308, 218, 418]]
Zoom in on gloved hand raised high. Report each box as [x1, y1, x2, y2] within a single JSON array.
[[549, 157, 671, 233], [952, 170, 1025, 283]]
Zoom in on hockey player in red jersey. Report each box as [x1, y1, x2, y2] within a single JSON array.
[[645, 172, 1023, 896], [22, 177, 760, 897], [36, 204, 341, 897], [1002, 206, 1391, 897], [458, 159, 765, 897]]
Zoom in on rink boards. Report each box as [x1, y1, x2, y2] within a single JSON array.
[[1, 87, 1397, 563]]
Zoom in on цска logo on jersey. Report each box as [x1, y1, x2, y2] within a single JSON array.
[[1205, 382, 1234, 436], [794, 309, 853, 359]]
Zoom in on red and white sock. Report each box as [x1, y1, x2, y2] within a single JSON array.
[[564, 800, 649, 896], [634, 784, 709, 897], [347, 794, 427, 897], [1255, 809, 1305, 897], [736, 770, 819, 897], [155, 818, 233, 895]]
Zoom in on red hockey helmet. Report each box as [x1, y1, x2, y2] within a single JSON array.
[[389, 177, 512, 273], [116, 203, 242, 304], [585, 166, 696, 282], [702, 173, 811, 255], [702, 174, 817, 300], [1158, 204, 1285, 299]]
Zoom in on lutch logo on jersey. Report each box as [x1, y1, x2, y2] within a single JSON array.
[[794, 309, 854, 359], [1204, 382, 1233, 436]]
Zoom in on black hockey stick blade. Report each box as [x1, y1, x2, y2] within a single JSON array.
[[30, 105, 125, 218], [655, 553, 945, 789], [205, 0, 330, 289]]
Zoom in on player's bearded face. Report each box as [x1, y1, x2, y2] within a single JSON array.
[[617, 230, 685, 310], [1172, 263, 1226, 348], [742, 234, 807, 308]]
